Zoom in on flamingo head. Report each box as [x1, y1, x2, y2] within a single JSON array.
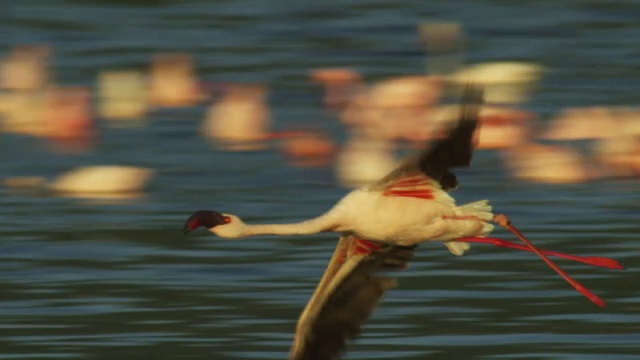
[[183, 210, 244, 238]]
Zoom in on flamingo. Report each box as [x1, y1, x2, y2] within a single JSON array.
[[3, 166, 154, 197], [183, 85, 623, 359]]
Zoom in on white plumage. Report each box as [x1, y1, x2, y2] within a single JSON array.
[[325, 176, 494, 249]]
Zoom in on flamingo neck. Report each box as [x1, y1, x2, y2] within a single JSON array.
[[240, 212, 340, 237]]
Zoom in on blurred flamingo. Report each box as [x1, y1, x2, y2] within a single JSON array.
[[97, 70, 148, 122], [149, 53, 203, 108], [42, 86, 95, 152], [310, 68, 364, 112], [0, 44, 51, 92], [503, 143, 595, 184], [3, 166, 153, 200], [279, 129, 336, 167]]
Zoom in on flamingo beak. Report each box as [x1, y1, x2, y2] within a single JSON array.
[[183, 215, 202, 234], [183, 210, 226, 234]]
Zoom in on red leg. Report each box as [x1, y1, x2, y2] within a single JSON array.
[[455, 237, 625, 270], [492, 214, 606, 307]]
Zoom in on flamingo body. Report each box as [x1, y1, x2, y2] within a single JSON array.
[[326, 179, 493, 247]]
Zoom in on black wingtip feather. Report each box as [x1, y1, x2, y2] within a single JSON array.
[[418, 83, 484, 190], [294, 244, 418, 360]]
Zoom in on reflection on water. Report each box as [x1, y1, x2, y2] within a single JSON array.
[[1, 0, 640, 359]]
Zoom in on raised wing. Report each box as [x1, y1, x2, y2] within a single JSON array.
[[373, 84, 484, 192], [289, 235, 417, 360]]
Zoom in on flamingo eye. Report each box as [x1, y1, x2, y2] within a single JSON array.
[[224, 216, 232, 224]]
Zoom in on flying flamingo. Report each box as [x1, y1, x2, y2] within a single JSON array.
[[183, 85, 623, 360]]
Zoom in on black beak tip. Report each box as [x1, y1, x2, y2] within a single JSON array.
[[183, 221, 192, 235]]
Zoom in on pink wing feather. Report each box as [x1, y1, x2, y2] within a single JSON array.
[[382, 174, 436, 200]]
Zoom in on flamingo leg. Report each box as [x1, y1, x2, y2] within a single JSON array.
[[491, 214, 606, 307], [454, 237, 625, 270]]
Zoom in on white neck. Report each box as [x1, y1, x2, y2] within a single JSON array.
[[240, 212, 340, 237]]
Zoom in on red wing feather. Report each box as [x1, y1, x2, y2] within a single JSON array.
[[382, 174, 436, 200], [337, 238, 384, 265], [352, 238, 383, 256]]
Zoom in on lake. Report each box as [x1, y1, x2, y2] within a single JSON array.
[[1, 1, 639, 359]]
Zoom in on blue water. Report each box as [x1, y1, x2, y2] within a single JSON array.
[[1, 1, 639, 359]]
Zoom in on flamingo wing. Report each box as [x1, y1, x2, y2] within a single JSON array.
[[289, 235, 417, 360], [372, 84, 484, 192]]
